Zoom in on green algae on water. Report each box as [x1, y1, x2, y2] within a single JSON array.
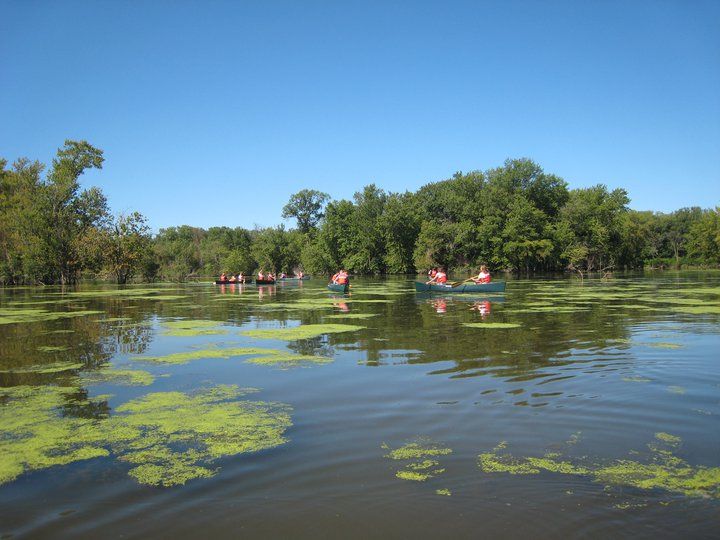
[[0, 308, 104, 325], [324, 313, 379, 319], [244, 353, 333, 369], [135, 347, 283, 365], [622, 376, 652, 383], [37, 345, 70, 353], [160, 319, 228, 337], [477, 434, 720, 499], [0, 384, 292, 487], [242, 323, 364, 341], [383, 438, 452, 483], [0, 361, 85, 374], [435, 488, 451, 496], [462, 322, 521, 329], [82, 367, 155, 386], [647, 342, 683, 349]]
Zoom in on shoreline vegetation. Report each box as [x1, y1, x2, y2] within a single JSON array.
[[2, 140, 719, 286]]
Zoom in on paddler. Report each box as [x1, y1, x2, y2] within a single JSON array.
[[427, 267, 447, 284], [472, 265, 491, 284], [331, 269, 349, 285]]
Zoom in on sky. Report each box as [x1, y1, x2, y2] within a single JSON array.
[[1, 0, 719, 231]]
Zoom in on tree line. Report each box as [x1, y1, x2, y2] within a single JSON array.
[[1, 141, 718, 284]]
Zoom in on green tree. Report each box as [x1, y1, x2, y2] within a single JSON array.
[[282, 189, 330, 234], [34, 140, 108, 284], [102, 212, 152, 284], [688, 207, 720, 264], [344, 184, 387, 273]]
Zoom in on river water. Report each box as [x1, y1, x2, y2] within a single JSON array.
[[1, 273, 718, 538]]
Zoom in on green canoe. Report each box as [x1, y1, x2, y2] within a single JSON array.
[[414, 281, 506, 293], [327, 283, 350, 293]]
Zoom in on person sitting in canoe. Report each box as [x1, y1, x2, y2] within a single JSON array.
[[219, 272, 227, 283], [258, 270, 265, 280], [427, 268, 447, 284], [331, 269, 349, 285], [267, 272, 275, 281], [228, 274, 237, 282], [280, 272, 287, 279], [472, 265, 491, 284], [296, 270, 304, 278]]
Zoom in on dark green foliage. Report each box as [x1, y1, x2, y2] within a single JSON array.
[[3, 146, 717, 283]]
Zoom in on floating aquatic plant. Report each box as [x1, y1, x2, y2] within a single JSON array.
[[242, 324, 364, 341], [462, 322, 521, 329], [160, 319, 228, 336], [477, 433, 720, 498], [0, 361, 84, 374], [0, 384, 292, 487], [134, 347, 282, 365], [0, 308, 104, 325], [82, 367, 155, 386], [324, 313, 379, 319], [383, 438, 452, 484], [622, 376, 652, 383], [244, 353, 333, 368], [36, 345, 70, 353]]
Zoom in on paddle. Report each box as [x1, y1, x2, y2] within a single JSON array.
[[450, 278, 476, 288]]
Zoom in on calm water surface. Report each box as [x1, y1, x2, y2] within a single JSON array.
[[1, 273, 719, 539]]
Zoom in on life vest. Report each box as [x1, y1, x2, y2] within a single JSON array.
[[477, 272, 491, 283], [436, 272, 447, 283], [337, 272, 348, 285]]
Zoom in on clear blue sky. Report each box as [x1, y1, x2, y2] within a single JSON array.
[[2, 0, 719, 231]]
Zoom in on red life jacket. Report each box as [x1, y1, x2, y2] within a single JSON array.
[[436, 272, 447, 283], [337, 272, 348, 284]]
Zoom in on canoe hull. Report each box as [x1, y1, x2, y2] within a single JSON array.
[[414, 281, 506, 293], [215, 279, 253, 285], [255, 279, 276, 285], [327, 283, 349, 293], [278, 276, 310, 281]]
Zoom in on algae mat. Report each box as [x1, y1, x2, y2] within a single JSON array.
[[241, 323, 364, 340], [0, 385, 292, 487]]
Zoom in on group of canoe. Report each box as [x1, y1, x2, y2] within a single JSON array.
[[214, 266, 506, 294], [214, 271, 308, 285]]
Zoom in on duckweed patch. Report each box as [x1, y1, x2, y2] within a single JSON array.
[[242, 324, 364, 341], [324, 313, 379, 319], [244, 353, 333, 369], [135, 347, 283, 365], [647, 342, 683, 349], [0, 384, 292, 487], [83, 368, 155, 386], [383, 438, 452, 485], [435, 488, 452, 496], [160, 319, 228, 336], [37, 345, 70, 353], [0, 308, 104, 325], [477, 434, 720, 498], [622, 376, 652, 383], [0, 361, 84, 374], [462, 322, 521, 329], [61, 288, 180, 298], [672, 306, 720, 315]]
